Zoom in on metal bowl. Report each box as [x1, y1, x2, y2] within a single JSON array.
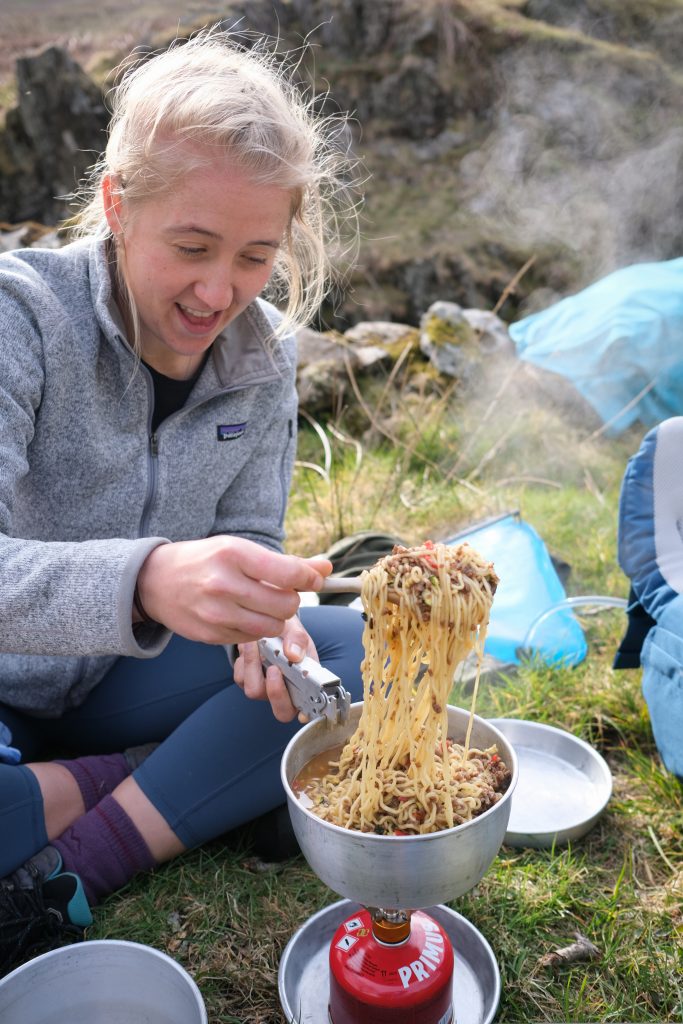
[[281, 703, 518, 909], [488, 718, 613, 847], [0, 940, 207, 1023]]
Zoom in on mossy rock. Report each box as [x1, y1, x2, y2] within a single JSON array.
[[421, 311, 477, 349]]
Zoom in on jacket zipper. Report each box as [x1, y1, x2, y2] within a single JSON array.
[[139, 366, 159, 537], [136, 360, 282, 537]]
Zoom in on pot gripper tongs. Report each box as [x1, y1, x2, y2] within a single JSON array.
[[257, 636, 351, 724]]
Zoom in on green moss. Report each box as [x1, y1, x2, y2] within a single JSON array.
[[380, 329, 421, 362], [422, 312, 475, 348]]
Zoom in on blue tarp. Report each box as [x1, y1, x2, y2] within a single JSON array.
[[509, 258, 683, 435], [446, 513, 587, 667]]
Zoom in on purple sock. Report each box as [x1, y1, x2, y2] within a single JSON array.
[[53, 794, 157, 905], [55, 753, 130, 811]]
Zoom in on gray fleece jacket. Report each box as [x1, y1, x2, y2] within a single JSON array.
[[0, 237, 298, 716]]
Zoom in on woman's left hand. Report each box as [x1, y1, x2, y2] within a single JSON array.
[[233, 616, 317, 722]]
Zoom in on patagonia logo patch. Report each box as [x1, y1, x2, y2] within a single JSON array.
[[217, 422, 247, 442]]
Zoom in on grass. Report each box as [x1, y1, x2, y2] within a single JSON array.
[[454, 655, 683, 1023], [85, 354, 682, 1022], [0, 3, 679, 1014]]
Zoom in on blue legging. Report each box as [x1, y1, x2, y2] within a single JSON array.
[[0, 606, 365, 876]]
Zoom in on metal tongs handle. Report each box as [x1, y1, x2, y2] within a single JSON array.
[[319, 575, 398, 604], [257, 636, 351, 725], [320, 576, 363, 596]]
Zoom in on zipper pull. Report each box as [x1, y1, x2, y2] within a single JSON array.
[[150, 433, 159, 456]]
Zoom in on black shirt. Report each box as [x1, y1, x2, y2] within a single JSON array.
[[143, 358, 207, 433]]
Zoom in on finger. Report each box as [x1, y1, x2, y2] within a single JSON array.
[[229, 625, 287, 647], [280, 617, 316, 663], [233, 654, 244, 687], [264, 665, 297, 722], [233, 642, 257, 686], [240, 642, 268, 701], [211, 591, 296, 634], [303, 557, 333, 589], [237, 545, 332, 594], [239, 585, 301, 623]]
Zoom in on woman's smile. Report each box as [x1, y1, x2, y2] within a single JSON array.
[[175, 303, 223, 333]]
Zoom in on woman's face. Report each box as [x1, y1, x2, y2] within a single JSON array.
[[106, 160, 293, 379]]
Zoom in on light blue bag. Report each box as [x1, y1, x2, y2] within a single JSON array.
[[640, 596, 683, 778], [445, 512, 588, 667], [509, 258, 683, 435]]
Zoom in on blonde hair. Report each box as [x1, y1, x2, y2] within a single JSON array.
[[72, 27, 361, 340]]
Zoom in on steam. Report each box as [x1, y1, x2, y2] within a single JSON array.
[[458, 45, 683, 309]]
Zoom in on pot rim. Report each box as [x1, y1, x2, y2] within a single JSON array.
[[282, 702, 519, 842]]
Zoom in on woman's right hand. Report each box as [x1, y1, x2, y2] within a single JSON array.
[[133, 536, 331, 645]]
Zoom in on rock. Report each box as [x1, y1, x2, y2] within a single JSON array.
[[295, 325, 347, 365], [344, 321, 416, 348], [354, 344, 393, 370], [419, 301, 477, 380], [296, 320, 409, 414], [414, 129, 468, 162], [0, 220, 66, 252], [288, 0, 396, 56], [0, 225, 30, 253], [418, 301, 513, 380], [296, 358, 345, 414], [295, 324, 390, 415], [516, 361, 602, 433], [369, 56, 450, 140], [461, 309, 514, 356], [0, 46, 108, 225], [295, 326, 349, 413]]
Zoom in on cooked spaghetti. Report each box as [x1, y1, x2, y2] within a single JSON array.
[[303, 541, 510, 834]]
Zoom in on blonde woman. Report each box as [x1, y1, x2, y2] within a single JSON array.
[[0, 29, 363, 971]]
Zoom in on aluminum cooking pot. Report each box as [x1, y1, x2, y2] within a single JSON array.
[[281, 703, 518, 909]]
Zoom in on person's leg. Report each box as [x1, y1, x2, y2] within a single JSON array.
[[131, 605, 365, 849], [1, 636, 231, 880], [8, 605, 364, 895], [0, 705, 94, 977], [0, 764, 50, 878], [0, 705, 52, 877], [25, 763, 85, 842], [29, 747, 156, 841], [53, 635, 234, 752], [1, 605, 364, 972]]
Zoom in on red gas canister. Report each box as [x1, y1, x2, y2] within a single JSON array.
[[328, 908, 454, 1024]]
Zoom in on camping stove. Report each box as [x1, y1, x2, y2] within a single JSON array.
[[279, 704, 518, 1024]]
